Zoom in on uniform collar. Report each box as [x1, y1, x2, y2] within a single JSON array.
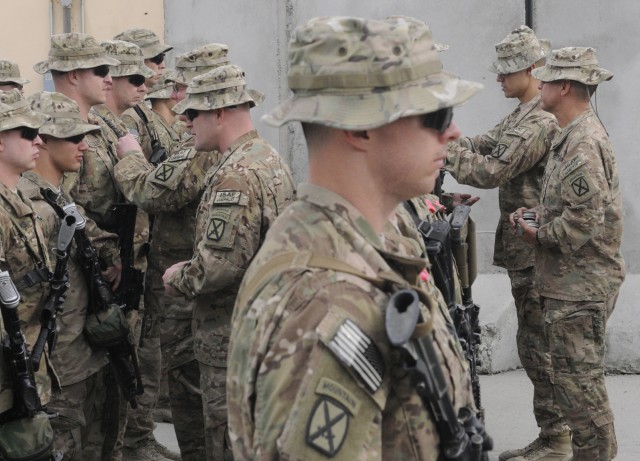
[[0, 180, 35, 218], [551, 109, 593, 150]]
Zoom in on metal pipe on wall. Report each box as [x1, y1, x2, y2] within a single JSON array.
[[61, 0, 72, 33]]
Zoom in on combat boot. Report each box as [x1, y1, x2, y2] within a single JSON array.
[[122, 437, 182, 461], [499, 432, 572, 461]]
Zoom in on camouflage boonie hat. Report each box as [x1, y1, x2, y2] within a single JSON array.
[[488, 26, 545, 74], [0, 89, 48, 133], [27, 92, 99, 138], [387, 16, 449, 52], [168, 43, 230, 86], [532, 47, 613, 85], [146, 69, 178, 100], [113, 28, 173, 59], [34, 33, 120, 74], [263, 16, 481, 130], [101, 40, 155, 79], [0, 60, 29, 86], [173, 64, 264, 114]]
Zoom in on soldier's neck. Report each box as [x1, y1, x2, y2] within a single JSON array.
[[518, 82, 540, 104], [32, 154, 63, 188], [151, 101, 175, 125]]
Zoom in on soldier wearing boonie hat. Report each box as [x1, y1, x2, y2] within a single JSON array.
[[0, 59, 29, 91], [0, 89, 61, 461], [113, 45, 233, 461], [445, 25, 562, 461], [515, 46, 623, 461], [227, 16, 492, 461], [34, 33, 119, 75], [17, 91, 118, 460], [114, 28, 173, 87], [165, 62, 295, 461]]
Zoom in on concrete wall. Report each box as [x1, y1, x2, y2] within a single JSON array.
[[1, 0, 164, 94]]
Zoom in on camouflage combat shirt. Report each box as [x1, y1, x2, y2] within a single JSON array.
[[535, 109, 625, 301], [446, 95, 558, 270], [121, 102, 180, 163], [228, 183, 474, 461], [167, 130, 295, 367]]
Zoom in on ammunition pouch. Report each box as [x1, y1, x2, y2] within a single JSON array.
[[0, 412, 53, 461], [84, 305, 129, 348]]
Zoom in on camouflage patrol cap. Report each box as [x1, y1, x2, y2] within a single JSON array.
[[488, 26, 545, 74], [173, 64, 264, 114], [263, 16, 481, 130], [101, 40, 155, 79], [146, 69, 178, 100], [113, 28, 173, 59], [27, 92, 99, 138], [34, 33, 120, 74], [0, 89, 48, 133], [168, 43, 230, 86], [0, 60, 29, 86], [532, 47, 613, 85]]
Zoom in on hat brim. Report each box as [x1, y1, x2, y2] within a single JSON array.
[[142, 43, 173, 60], [532, 65, 613, 85], [110, 63, 155, 79], [40, 121, 100, 138], [263, 71, 482, 130], [0, 110, 49, 132], [146, 86, 173, 100], [174, 88, 265, 114], [34, 55, 120, 75], [0, 76, 29, 86]]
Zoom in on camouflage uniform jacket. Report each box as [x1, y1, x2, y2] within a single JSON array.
[[114, 136, 220, 318], [0, 182, 56, 412], [228, 183, 474, 461], [18, 173, 109, 386], [167, 130, 295, 367], [446, 95, 558, 270], [66, 105, 150, 271], [535, 109, 625, 301], [121, 102, 180, 163]]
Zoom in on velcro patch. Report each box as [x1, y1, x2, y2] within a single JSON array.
[[213, 191, 241, 205], [154, 163, 175, 182], [327, 319, 384, 393], [564, 171, 597, 203], [306, 397, 349, 457], [491, 144, 508, 158], [204, 207, 234, 247], [169, 148, 194, 162]]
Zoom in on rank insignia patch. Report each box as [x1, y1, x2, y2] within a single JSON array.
[[306, 397, 349, 457], [491, 144, 508, 158], [154, 164, 175, 182], [328, 319, 384, 393], [571, 176, 589, 197], [206, 218, 226, 241]]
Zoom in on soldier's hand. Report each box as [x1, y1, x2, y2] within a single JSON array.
[[102, 263, 122, 290], [509, 207, 529, 230], [453, 193, 480, 207], [163, 261, 188, 297], [517, 220, 539, 245], [116, 133, 143, 159]]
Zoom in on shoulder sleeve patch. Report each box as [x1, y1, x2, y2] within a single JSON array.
[[213, 191, 242, 205], [563, 170, 598, 204], [560, 156, 587, 179], [326, 319, 384, 393], [306, 396, 350, 457], [315, 377, 361, 416]]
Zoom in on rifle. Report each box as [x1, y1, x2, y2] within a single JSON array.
[[42, 190, 144, 408], [386, 288, 491, 461], [30, 214, 76, 372], [0, 272, 41, 418], [109, 203, 144, 313]]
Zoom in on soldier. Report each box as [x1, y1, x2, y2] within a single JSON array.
[[34, 33, 147, 461], [113, 44, 231, 461], [444, 26, 563, 461], [513, 47, 624, 461], [163, 63, 295, 460], [227, 16, 486, 460], [17, 91, 119, 460], [0, 59, 29, 92]]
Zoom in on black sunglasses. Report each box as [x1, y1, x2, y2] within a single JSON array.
[[185, 108, 200, 122], [19, 127, 39, 141], [148, 53, 165, 66], [92, 65, 110, 78], [422, 107, 454, 134], [62, 134, 85, 144], [127, 75, 146, 87]]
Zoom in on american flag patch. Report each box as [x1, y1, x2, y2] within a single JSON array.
[[328, 319, 384, 393]]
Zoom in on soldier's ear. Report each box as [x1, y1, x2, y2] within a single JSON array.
[[342, 129, 370, 151]]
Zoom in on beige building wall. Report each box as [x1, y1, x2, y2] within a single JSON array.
[[1, 0, 164, 94]]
